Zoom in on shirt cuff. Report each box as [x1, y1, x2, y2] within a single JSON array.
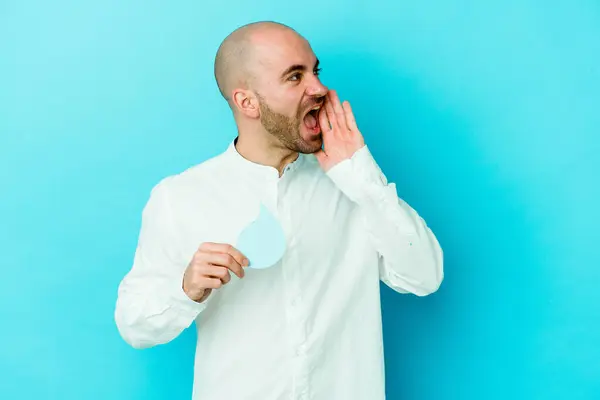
[[325, 145, 390, 205], [167, 273, 210, 322], [326, 144, 419, 236]]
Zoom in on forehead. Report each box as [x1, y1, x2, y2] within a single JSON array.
[[251, 30, 316, 75]]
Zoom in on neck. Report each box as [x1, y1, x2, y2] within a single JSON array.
[[234, 133, 299, 177]]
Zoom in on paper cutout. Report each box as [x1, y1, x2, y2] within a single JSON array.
[[236, 203, 287, 269]]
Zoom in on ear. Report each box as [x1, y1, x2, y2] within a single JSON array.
[[232, 89, 260, 119]]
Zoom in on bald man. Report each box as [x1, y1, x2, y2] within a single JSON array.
[[115, 21, 444, 400]]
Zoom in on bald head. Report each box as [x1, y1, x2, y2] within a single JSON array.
[[213, 21, 302, 103]]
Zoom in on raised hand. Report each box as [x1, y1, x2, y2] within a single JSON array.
[[314, 89, 365, 172]]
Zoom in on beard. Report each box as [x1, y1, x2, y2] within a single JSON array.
[[257, 93, 323, 154]]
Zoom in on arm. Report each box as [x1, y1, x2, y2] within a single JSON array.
[[326, 145, 444, 296], [114, 181, 207, 349]]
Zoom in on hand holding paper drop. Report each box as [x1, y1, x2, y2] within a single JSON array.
[[235, 204, 287, 269]]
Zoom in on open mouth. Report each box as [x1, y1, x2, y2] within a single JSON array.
[[303, 104, 322, 133]]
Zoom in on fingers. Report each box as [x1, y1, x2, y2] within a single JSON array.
[[200, 277, 225, 290], [204, 250, 245, 278], [318, 106, 330, 134], [324, 93, 338, 130], [199, 242, 248, 269], [183, 242, 250, 302], [327, 90, 348, 132], [342, 100, 358, 132], [199, 265, 232, 284]]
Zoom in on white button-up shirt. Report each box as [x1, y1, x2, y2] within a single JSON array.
[[114, 139, 444, 400]]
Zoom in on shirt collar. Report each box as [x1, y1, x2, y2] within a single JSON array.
[[225, 137, 306, 181]]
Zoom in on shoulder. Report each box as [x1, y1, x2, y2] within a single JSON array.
[[147, 151, 230, 208]]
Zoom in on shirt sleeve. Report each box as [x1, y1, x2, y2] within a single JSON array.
[[114, 179, 208, 349], [326, 145, 444, 296]]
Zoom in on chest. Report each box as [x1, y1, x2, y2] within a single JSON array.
[[174, 168, 366, 270], [171, 167, 378, 315]]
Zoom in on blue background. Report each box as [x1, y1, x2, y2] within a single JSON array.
[[1, 1, 599, 399]]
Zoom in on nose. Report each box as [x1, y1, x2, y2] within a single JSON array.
[[306, 77, 328, 98]]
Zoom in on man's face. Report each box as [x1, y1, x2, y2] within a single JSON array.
[[251, 33, 328, 154]]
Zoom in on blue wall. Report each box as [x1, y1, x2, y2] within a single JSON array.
[[1, 1, 598, 399]]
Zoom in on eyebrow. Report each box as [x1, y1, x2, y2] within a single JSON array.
[[280, 59, 320, 79]]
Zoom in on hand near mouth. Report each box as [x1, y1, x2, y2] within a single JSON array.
[[314, 89, 365, 172]]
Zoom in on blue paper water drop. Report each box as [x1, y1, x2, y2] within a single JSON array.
[[236, 204, 287, 269]]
